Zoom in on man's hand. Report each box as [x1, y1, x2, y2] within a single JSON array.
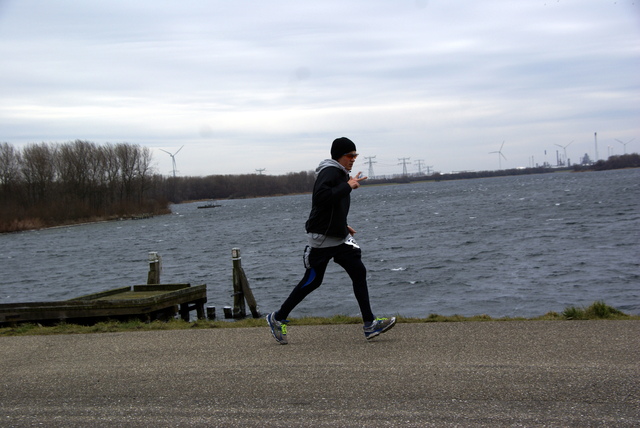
[[348, 172, 367, 189]]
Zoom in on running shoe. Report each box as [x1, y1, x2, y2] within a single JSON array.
[[266, 312, 289, 345], [363, 317, 396, 340]]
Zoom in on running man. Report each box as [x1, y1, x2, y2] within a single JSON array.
[[266, 137, 396, 344]]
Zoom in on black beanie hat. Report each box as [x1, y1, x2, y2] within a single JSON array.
[[331, 137, 356, 160]]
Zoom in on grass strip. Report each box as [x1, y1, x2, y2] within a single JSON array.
[[1, 301, 637, 337]]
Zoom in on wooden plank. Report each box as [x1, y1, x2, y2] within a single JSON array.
[[0, 284, 207, 325], [67, 287, 132, 301], [132, 284, 191, 292]]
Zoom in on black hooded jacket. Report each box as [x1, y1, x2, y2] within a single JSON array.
[[305, 160, 352, 238]]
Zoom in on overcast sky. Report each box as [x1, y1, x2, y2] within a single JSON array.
[[1, 1, 638, 177]]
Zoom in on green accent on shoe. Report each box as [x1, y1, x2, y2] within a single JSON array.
[[364, 316, 396, 340], [266, 312, 289, 345]]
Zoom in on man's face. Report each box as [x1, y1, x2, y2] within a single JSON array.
[[338, 151, 358, 171]]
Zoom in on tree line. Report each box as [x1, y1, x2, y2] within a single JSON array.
[[0, 140, 167, 232], [0, 140, 317, 232], [166, 170, 316, 203]]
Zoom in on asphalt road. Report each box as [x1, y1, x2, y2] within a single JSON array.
[[1, 320, 639, 427]]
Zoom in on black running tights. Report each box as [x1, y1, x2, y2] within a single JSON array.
[[276, 243, 375, 323]]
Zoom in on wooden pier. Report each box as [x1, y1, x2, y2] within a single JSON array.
[[0, 283, 207, 326]]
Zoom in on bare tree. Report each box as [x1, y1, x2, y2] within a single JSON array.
[[115, 143, 139, 203], [100, 143, 121, 207], [135, 145, 154, 203], [0, 142, 21, 197], [21, 143, 57, 205]]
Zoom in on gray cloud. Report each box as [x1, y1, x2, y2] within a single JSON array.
[[0, 0, 638, 176]]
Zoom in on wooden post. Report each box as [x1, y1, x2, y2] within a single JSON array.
[[179, 303, 190, 321], [240, 266, 260, 318], [231, 248, 260, 319], [223, 306, 233, 319], [147, 252, 161, 285], [231, 248, 246, 318], [196, 299, 205, 320], [206, 306, 216, 320], [179, 298, 206, 321]]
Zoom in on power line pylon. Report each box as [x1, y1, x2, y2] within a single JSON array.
[[364, 155, 377, 178], [398, 157, 411, 176]]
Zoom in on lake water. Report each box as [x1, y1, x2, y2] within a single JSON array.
[[1, 169, 639, 319]]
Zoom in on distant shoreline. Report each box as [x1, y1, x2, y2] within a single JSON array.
[[5, 165, 637, 234], [2, 211, 170, 234]]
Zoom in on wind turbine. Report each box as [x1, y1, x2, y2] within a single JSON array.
[[489, 141, 507, 170], [160, 145, 184, 178], [554, 140, 573, 166], [616, 138, 635, 155]]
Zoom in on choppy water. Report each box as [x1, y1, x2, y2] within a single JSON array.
[[1, 169, 639, 318]]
